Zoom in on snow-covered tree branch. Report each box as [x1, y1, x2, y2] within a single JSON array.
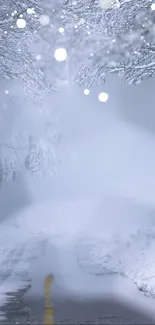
[[37, 0, 155, 87], [1, 0, 155, 91], [1, 0, 155, 181], [0, 0, 56, 96]]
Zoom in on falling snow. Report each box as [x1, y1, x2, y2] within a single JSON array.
[[59, 27, 65, 33], [16, 18, 26, 29], [151, 3, 155, 10], [98, 92, 109, 102], [1, 1, 155, 307], [39, 14, 50, 26], [84, 89, 90, 95], [1, 0, 155, 94], [36, 54, 42, 60], [54, 48, 67, 61], [27, 8, 35, 14]]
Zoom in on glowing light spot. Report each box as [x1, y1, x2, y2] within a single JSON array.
[[84, 89, 90, 95], [151, 3, 155, 10], [54, 48, 67, 61], [36, 54, 42, 60], [59, 27, 65, 33], [98, 92, 109, 102], [39, 14, 50, 25], [27, 8, 35, 14], [16, 18, 26, 28]]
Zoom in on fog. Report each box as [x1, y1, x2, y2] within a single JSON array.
[[1, 73, 155, 311]]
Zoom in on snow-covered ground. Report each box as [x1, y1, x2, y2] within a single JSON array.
[[1, 201, 155, 321], [1, 76, 155, 321]]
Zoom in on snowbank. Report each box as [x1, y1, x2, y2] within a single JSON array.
[[0, 196, 155, 319], [3, 198, 155, 301]]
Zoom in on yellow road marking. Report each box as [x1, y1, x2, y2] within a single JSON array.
[[44, 274, 54, 325]]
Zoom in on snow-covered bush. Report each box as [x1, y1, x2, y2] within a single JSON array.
[[0, 144, 18, 182]]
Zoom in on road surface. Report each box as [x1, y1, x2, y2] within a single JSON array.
[[0, 285, 154, 325], [25, 296, 155, 324]]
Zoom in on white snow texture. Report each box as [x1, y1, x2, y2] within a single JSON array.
[[1, 76, 155, 319]]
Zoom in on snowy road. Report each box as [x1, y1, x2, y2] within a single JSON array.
[[1, 280, 154, 324], [24, 295, 154, 324], [1, 198, 155, 323], [1, 222, 155, 325], [1, 221, 155, 324]]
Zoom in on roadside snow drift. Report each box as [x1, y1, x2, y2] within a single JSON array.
[[2, 197, 155, 302]]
